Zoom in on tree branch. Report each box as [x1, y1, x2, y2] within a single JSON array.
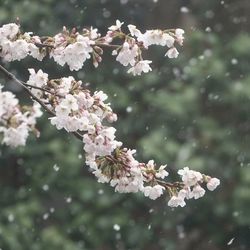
[[0, 64, 83, 141], [23, 82, 59, 96]]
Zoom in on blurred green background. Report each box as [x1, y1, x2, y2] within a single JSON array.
[[1, 0, 250, 249]]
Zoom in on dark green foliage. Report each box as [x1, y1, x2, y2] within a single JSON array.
[[0, 0, 250, 249]]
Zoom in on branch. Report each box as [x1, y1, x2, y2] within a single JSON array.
[[34, 42, 54, 49], [0, 64, 220, 206], [23, 82, 59, 96], [0, 64, 83, 141]]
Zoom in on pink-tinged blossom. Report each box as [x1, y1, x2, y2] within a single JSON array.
[[83, 127, 122, 157], [138, 30, 175, 48], [165, 47, 179, 58], [1, 124, 29, 147], [76, 92, 94, 109], [88, 27, 100, 40], [155, 165, 169, 179], [0, 23, 223, 207], [143, 185, 165, 200], [207, 178, 220, 191], [22, 69, 220, 206], [127, 25, 142, 37], [103, 31, 113, 43], [168, 195, 186, 208], [24, 33, 45, 61], [57, 77, 74, 96], [61, 94, 79, 111], [116, 42, 138, 66], [191, 185, 206, 199], [1, 39, 29, 61], [180, 187, 194, 200], [0, 23, 19, 40], [0, 88, 18, 117], [167, 189, 193, 207], [0, 23, 185, 74], [0, 25, 44, 62], [93, 169, 110, 183], [111, 173, 144, 193], [178, 167, 203, 186], [145, 160, 155, 170], [0, 85, 42, 147], [127, 60, 152, 76], [178, 189, 188, 199], [108, 20, 124, 31], [28, 35, 45, 61], [94, 90, 108, 102], [175, 28, 185, 45], [51, 34, 94, 71], [26, 69, 48, 98]]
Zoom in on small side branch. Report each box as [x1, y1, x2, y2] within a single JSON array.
[[0, 64, 83, 141]]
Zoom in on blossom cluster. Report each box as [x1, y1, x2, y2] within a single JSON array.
[[0, 21, 184, 75], [0, 23, 45, 61], [0, 85, 42, 147], [0, 20, 220, 208], [168, 167, 220, 207], [23, 69, 220, 207]]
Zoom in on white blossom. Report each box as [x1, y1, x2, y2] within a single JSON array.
[[116, 42, 138, 66], [155, 165, 169, 179], [51, 34, 94, 71], [0, 23, 222, 207], [175, 28, 185, 45], [57, 77, 74, 96], [143, 185, 165, 200], [61, 94, 79, 111], [1, 124, 29, 147], [168, 195, 186, 207], [0, 85, 42, 147], [178, 167, 203, 187], [93, 169, 110, 183], [191, 185, 206, 199], [0, 23, 184, 74], [127, 25, 142, 37], [28, 43, 45, 61], [1, 39, 29, 61], [108, 20, 124, 31], [138, 30, 175, 48], [0, 23, 19, 40], [207, 178, 220, 191], [26, 69, 48, 98], [165, 47, 179, 58], [89, 27, 100, 40], [127, 60, 152, 76]]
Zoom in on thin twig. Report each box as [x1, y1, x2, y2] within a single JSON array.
[[0, 64, 53, 114], [95, 43, 121, 49], [0, 64, 83, 141], [34, 42, 54, 49], [24, 82, 59, 96], [156, 179, 184, 189]]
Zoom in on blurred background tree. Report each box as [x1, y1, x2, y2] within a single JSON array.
[[0, 0, 250, 249]]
